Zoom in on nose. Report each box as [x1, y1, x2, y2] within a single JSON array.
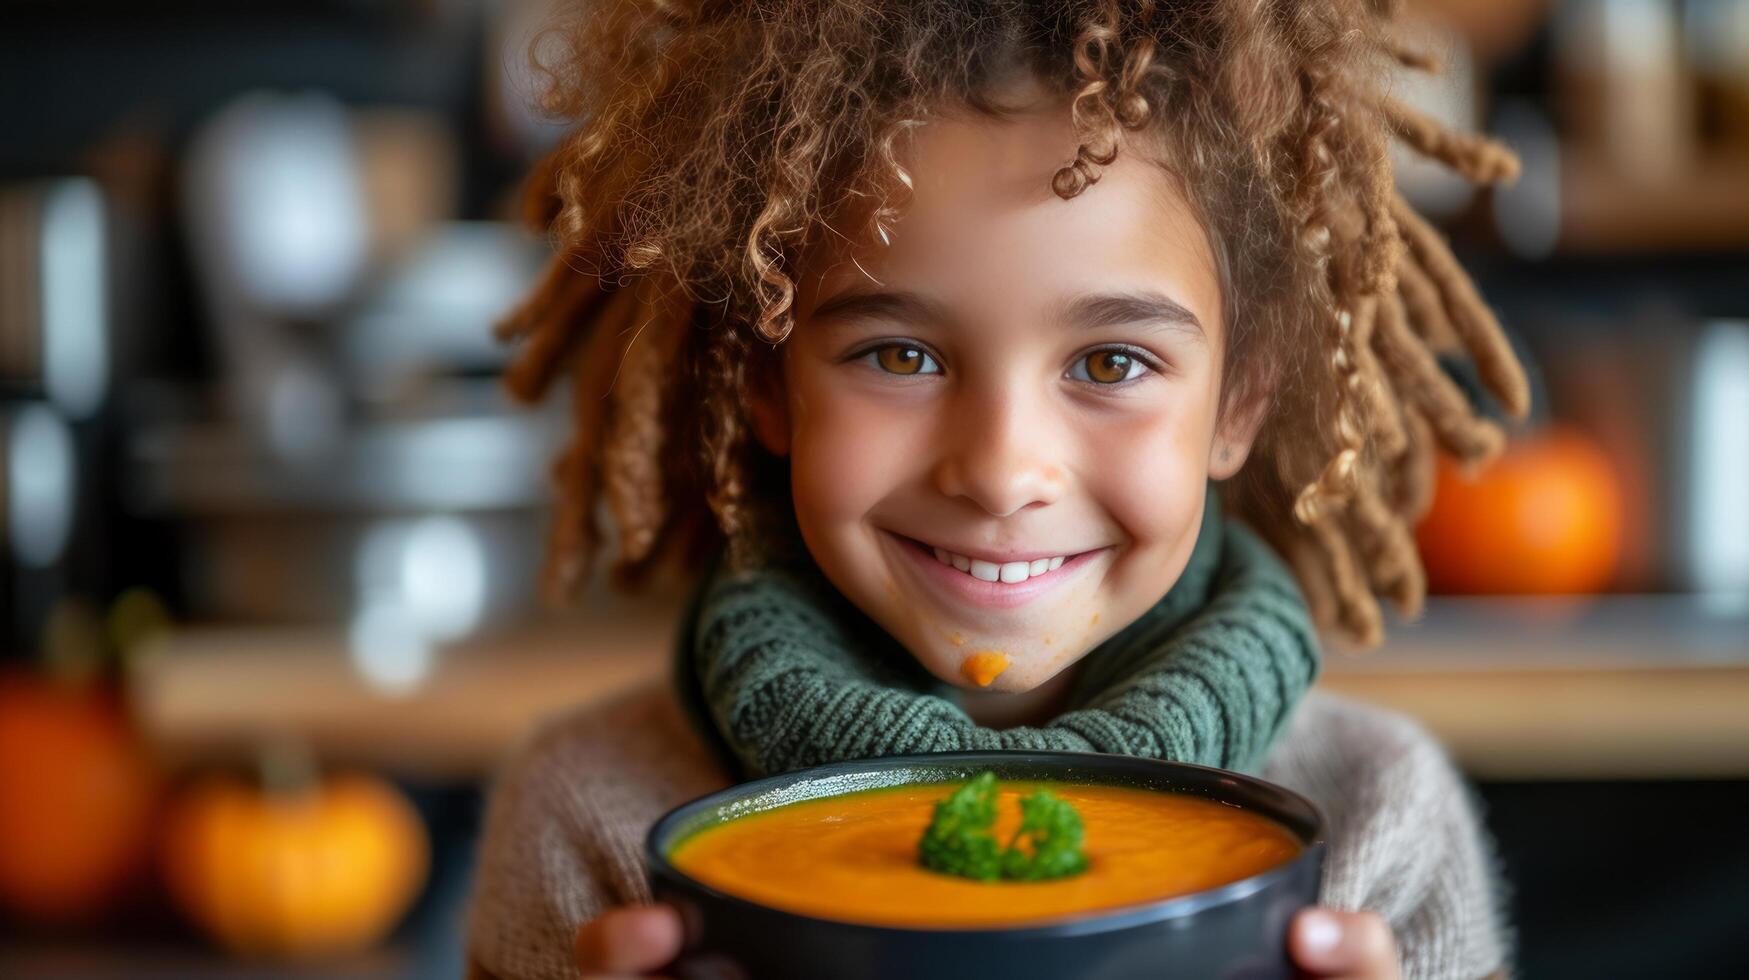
[[932, 386, 1066, 518]]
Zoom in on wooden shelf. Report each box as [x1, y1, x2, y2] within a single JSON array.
[[1560, 152, 1749, 254], [1320, 593, 1749, 780], [133, 594, 1749, 782], [132, 600, 678, 782]]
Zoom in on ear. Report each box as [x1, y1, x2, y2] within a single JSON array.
[[747, 351, 792, 457], [1208, 391, 1270, 481]]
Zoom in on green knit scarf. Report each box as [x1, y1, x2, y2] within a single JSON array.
[[673, 488, 1321, 781]]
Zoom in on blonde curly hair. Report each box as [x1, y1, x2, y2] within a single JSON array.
[[499, 0, 1529, 649]]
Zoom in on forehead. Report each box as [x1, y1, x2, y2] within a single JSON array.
[[797, 104, 1223, 337]]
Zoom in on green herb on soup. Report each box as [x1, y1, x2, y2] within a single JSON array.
[[918, 772, 1089, 882]]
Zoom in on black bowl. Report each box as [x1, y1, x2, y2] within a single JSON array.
[[646, 751, 1325, 980]]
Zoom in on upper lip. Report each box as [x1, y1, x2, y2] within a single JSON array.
[[891, 531, 1087, 565]]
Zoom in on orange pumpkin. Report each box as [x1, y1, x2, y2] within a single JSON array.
[[0, 673, 157, 923], [160, 771, 428, 958], [1416, 426, 1626, 594]]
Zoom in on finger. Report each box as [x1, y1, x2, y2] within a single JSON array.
[[575, 905, 684, 975], [1290, 908, 1401, 979]]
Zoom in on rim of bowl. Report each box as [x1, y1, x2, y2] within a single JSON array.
[[644, 750, 1328, 939]]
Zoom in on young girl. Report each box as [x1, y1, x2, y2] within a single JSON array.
[[468, 2, 1526, 977]]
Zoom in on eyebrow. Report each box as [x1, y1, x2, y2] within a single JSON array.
[[807, 290, 954, 330], [1054, 290, 1206, 340], [807, 288, 1205, 341]]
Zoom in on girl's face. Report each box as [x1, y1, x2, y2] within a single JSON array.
[[756, 96, 1261, 697]]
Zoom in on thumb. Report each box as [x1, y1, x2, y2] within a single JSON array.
[[574, 905, 684, 976], [1290, 908, 1401, 979]]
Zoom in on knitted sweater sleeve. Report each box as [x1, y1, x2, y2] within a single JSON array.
[[1263, 691, 1512, 980], [465, 683, 728, 980]]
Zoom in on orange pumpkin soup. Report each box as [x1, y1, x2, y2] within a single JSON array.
[[669, 780, 1300, 928]]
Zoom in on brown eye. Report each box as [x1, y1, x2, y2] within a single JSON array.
[[1079, 350, 1137, 384], [875, 345, 936, 375]]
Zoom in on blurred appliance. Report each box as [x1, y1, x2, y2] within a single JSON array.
[[1, 178, 109, 420], [127, 380, 560, 624], [180, 92, 366, 458], [0, 177, 114, 650], [1686, 320, 1749, 604], [122, 90, 559, 684]]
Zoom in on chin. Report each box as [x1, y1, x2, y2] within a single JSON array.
[[904, 634, 1063, 694], [972, 672, 1049, 695]]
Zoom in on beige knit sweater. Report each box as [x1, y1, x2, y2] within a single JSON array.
[[465, 682, 1508, 980]]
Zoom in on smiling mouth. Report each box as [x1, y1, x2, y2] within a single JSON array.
[[897, 535, 1080, 585]]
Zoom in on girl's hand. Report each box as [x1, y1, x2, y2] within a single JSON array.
[[573, 904, 683, 979], [1290, 908, 1402, 979]]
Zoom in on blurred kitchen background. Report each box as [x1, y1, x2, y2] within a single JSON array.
[[1, 0, 1746, 976]]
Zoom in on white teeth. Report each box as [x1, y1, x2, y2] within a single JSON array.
[[924, 543, 1074, 584]]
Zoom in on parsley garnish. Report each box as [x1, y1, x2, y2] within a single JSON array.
[[918, 771, 1089, 882]]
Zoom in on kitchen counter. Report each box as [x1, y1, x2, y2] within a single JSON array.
[[134, 593, 1749, 781]]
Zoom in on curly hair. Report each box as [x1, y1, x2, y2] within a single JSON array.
[[498, 0, 1529, 649]]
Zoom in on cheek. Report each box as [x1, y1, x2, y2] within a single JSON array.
[[1081, 394, 1212, 547], [786, 370, 931, 529]]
